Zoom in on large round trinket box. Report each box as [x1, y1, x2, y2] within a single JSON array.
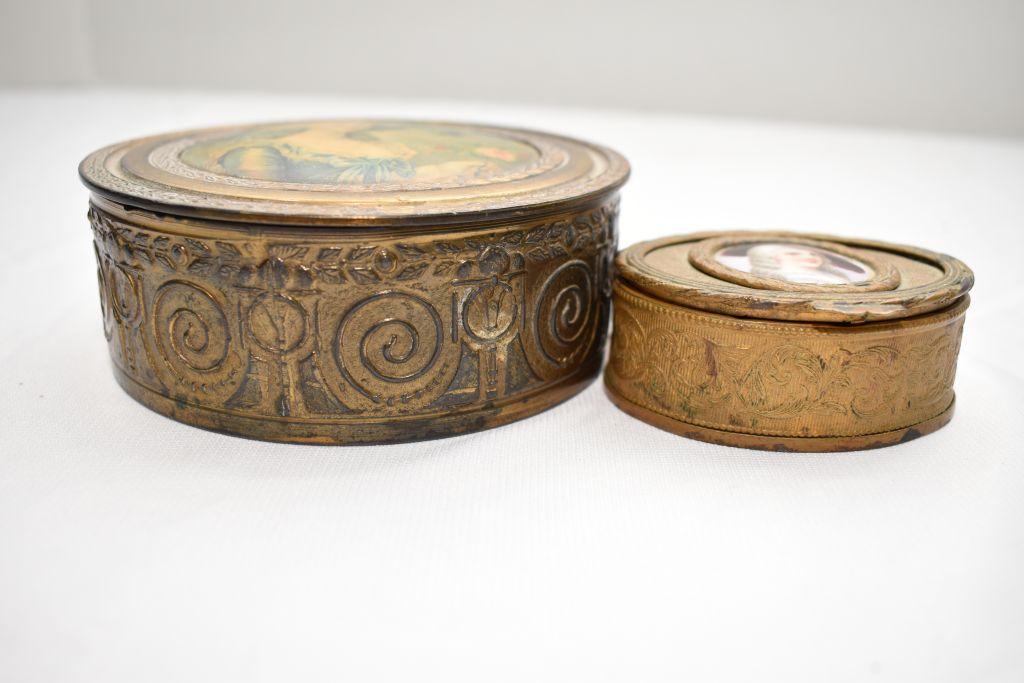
[[80, 120, 628, 444], [606, 232, 973, 451]]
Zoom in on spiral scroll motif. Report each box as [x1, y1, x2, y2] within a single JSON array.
[[535, 260, 596, 367], [93, 244, 114, 341], [108, 264, 142, 327], [333, 291, 450, 408], [152, 280, 243, 397], [87, 195, 621, 443]]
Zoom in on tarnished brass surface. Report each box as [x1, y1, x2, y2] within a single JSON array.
[[79, 119, 629, 225], [82, 120, 628, 444], [89, 197, 619, 443], [607, 231, 973, 451], [606, 386, 956, 453], [618, 231, 973, 323]]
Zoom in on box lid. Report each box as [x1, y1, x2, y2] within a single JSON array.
[[79, 119, 629, 227], [616, 231, 973, 323]]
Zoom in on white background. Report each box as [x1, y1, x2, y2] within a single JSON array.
[[0, 88, 1022, 682], [2, 0, 1023, 136], [2, 1, 1024, 680]]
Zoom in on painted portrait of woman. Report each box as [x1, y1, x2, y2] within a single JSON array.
[[714, 241, 873, 286]]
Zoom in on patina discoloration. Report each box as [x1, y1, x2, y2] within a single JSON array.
[[81, 119, 629, 444], [607, 231, 972, 452]]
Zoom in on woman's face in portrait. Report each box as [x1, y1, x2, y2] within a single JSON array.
[[714, 241, 872, 286], [771, 245, 825, 271]]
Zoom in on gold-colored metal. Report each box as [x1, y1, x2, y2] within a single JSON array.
[[79, 119, 629, 225], [617, 231, 972, 323], [688, 234, 902, 293], [81, 120, 629, 444], [606, 231, 973, 451]]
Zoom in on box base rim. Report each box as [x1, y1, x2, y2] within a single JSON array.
[[604, 379, 955, 452], [111, 361, 600, 446]]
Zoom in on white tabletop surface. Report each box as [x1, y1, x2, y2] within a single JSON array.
[[1, 89, 1022, 683]]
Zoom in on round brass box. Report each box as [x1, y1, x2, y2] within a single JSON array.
[[606, 232, 973, 451], [80, 120, 629, 444]]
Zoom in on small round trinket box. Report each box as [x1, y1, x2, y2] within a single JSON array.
[[80, 120, 629, 444], [605, 231, 973, 451]]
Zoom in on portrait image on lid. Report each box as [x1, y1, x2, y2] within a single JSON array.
[[714, 241, 874, 286]]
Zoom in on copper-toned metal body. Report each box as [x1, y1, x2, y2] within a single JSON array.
[[606, 232, 973, 451], [81, 120, 629, 443]]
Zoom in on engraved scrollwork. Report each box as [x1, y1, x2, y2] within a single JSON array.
[[735, 344, 841, 419], [609, 307, 645, 381], [607, 285, 967, 437], [842, 347, 901, 417], [904, 332, 961, 406]]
